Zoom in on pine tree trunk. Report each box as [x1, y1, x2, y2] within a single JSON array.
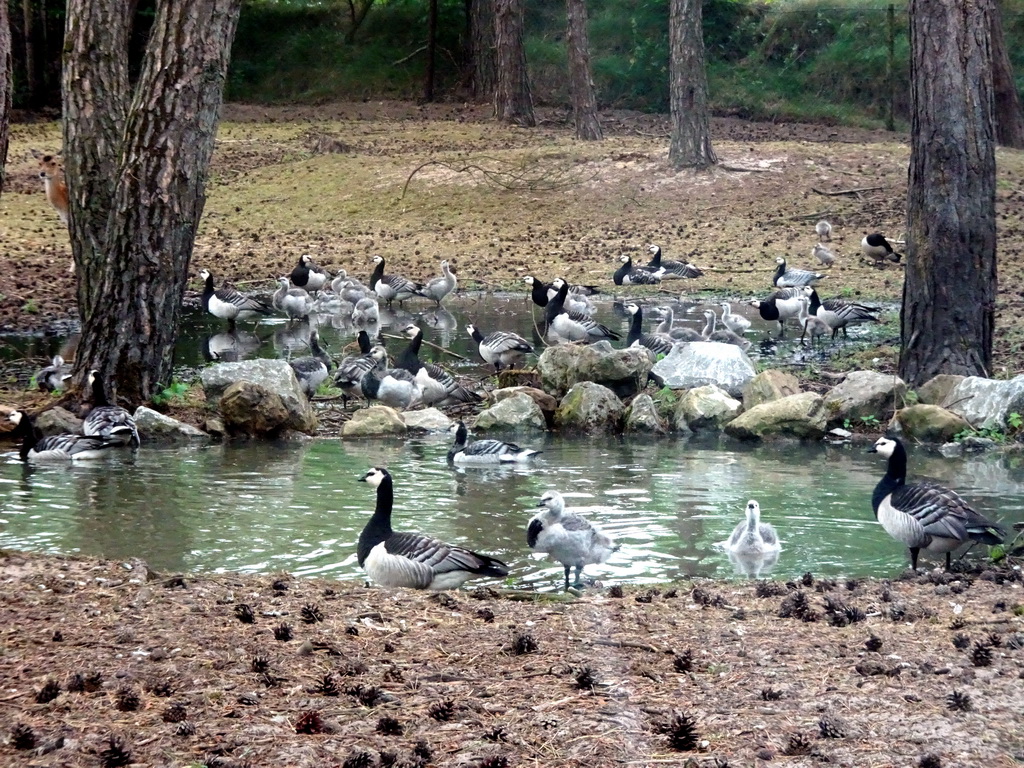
[[468, 0, 496, 102], [67, 0, 242, 404], [0, 0, 11, 199], [899, 0, 996, 387], [990, 2, 1024, 148], [424, 0, 437, 102], [494, 0, 535, 126], [565, 0, 602, 141], [668, 0, 716, 169]]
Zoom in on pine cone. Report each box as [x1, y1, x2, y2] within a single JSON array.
[[98, 734, 132, 768], [162, 702, 188, 723], [10, 723, 36, 750], [114, 686, 141, 712]]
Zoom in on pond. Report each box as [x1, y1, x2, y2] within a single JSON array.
[[3, 289, 1013, 591]]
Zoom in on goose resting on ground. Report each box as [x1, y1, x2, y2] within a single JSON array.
[[527, 490, 619, 591], [869, 436, 1005, 570], [83, 370, 140, 447], [447, 421, 541, 465], [358, 467, 510, 590], [613, 254, 664, 286], [772, 256, 826, 288], [8, 410, 120, 463], [646, 244, 703, 279], [467, 323, 533, 372]]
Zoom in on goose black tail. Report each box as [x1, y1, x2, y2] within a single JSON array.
[[473, 554, 510, 579], [968, 524, 1006, 546]]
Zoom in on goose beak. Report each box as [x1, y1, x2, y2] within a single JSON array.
[[866, 445, 878, 454]]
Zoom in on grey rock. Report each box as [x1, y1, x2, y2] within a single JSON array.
[[940, 442, 964, 458], [675, 385, 742, 432], [201, 359, 315, 432], [742, 370, 801, 411], [401, 408, 453, 432], [33, 406, 83, 436], [650, 342, 756, 398], [887, 404, 971, 444], [624, 394, 668, 434], [342, 405, 406, 437], [823, 370, 907, 427], [220, 380, 318, 437], [916, 374, 966, 406], [960, 435, 997, 452], [132, 406, 211, 444], [946, 375, 1024, 431], [492, 386, 558, 413], [537, 342, 653, 399], [724, 392, 827, 441], [555, 382, 625, 433], [475, 393, 546, 431]]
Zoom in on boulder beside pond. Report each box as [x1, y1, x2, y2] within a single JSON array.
[[537, 342, 653, 399], [202, 359, 317, 436], [650, 342, 755, 398], [555, 382, 624, 433], [822, 370, 907, 427], [676, 385, 743, 433], [132, 406, 211, 444], [945, 374, 1024, 431], [624, 393, 668, 434], [742, 370, 801, 411], [34, 406, 83, 437], [401, 408, 452, 432], [220, 381, 318, 437], [915, 374, 965, 406], [888, 405, 971, 444], [724, 392, 827, 441], [342, 405, 406, 437], [474, 393, 546, 431]]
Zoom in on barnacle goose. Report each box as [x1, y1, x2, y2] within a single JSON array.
[[358, 467, 510, 590], [812, 243, 836, 267], [772, 256, 825, 288], [653, 306, 701, 341], [360, 364, 422, 410], [290, 254, 329, 293], [447, 421, 541, 464], [646, 244, 703, 279], [613, 254, 663, 286], [546, 279, 620, 343], [396, 324, 480, 406], [624, 303, 675, 356], [351, 296, 380, 326], [8, 410, 120, 463], [333, 333, 385, 406], [369, 255, 423, 306], [523, 276, 594, 315], [467, 323, 533, 372], [869, 436, 1005, 570], [815, 219, 832, 242], [701, 310, 751, 350], [527, 490, 619, 591], [861, 233, 903, 265], [724, 500, 781, 556], [806, 288, 880, 339], [290, 330, 333, 399], [199, 269, 272, 328], [749, 287, 805, 337], [421, 260, 457, 305], [273, 277, 314, 321], [718, 302, 751, 335], [796, 296, 831, 346], [36, 355, 72, 393], [83, 370, 140, 447]]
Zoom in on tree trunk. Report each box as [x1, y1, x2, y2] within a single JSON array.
[[668, 0, 716, 168], [899, 0, 996, 387], [21, 0, 36, 108], [424, 0, 437, 102], [494, 0, 535, 126], [66, 0, 242, 405], [468, 0, 496, 102], [565, 0, 602, 141], [0, 0, 11, 200], [990, 2, 1024, 148]]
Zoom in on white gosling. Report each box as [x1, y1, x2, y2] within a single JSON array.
[[869, 436, 1005, 571], [357, 467, 510, 590], [724, 500, 781, 556], [447, 421, 541, 465], [422, 259, 457, 305], [815, 219, 832, 242], [701, 309, 751, 350], [653, 306, 701, 341], [796, 296, 831, 346], [527, 490, 619, 591], [812, 243, 836, 266], [36, 355, 72, 393], [273, 277, 314, 321], [718, 301, 751, 335]]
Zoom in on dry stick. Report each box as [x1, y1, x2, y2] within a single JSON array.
[[811, 185, 884, 197], [719, 163, 773, 173], [587, 638, 668, 654], [379, 333, 470, 362]]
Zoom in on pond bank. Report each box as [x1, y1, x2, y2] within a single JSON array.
[[0, 550, 1021, 767]]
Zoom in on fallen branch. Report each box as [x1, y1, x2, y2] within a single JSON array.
[[812, 185, 883, 197], [719, 163, 774, 173], [392, 45, 427, 67], [587, 638, 668, 654]]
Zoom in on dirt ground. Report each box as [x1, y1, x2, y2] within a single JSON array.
[[0, 550, 1021, 767]]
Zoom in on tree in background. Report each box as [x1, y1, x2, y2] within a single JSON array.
[[991, 1, 1024, 148], [0, 0, 11, 199], [494, 0, 535, 126], [899, 0, 996, 386], [64, 0, 242, 405], [468, 0, 496, 101], [668, 0, 716, 168], [566, 0, 602, 141]]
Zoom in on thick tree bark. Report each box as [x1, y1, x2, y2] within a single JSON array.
[[468, 0, 496, 102], [565, 0, 602, 141], [66, 0, 242, 404], [494, 0, 535, 126], [668, 0, 716, 168], [990, 2, 1024, 148], [900, 0, 996, 387], [0, 0, 11, 199]]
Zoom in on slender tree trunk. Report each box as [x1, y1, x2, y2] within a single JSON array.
[[0, 0, 11, 200], [899, 0, 996, 387], [990, 2, 1024, 148], [494, 0, 535, 126], [66, 0, 242, 404], [21, 0, 36, 108], [565, 0, 602, 140], [424, 0, 437, 102], [668, 0, 716, 168], [468, 0, 496, 102]]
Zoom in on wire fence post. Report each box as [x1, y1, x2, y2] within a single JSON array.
[[886, 3, 896, 131]]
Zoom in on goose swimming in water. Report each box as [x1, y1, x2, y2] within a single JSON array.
[[447, 421, 541, 465], [357, 467, 510, 590], [83, 370, 140, 447], [624, 302, 675, 356], [527, 490, 619, 591], [724, 500, 781, 556], [8, 410, 121, 463], [869, 436, 1005, 570]]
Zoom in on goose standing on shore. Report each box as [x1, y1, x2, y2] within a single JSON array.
[[815, 219, 832, 242], [772, 257, 825, 288], [861, 233, 903, 265], [646, 244, 703, 279], [467, 323, 534, 372], [750, 287, 805, 338], [624, 302, 675, 355], [868, 436, 1005, 570], [273, 277, 315, 321], [199, 269, 272, 329], [290, 330, 333, 399], [8, 411, 120, 463], [358, 467, 510, 590], [396, 324, 480, 406], [613, 254, 664, 286], [527, 490, 619, 591], [333, 335, 385, 406], [546, 279, 619, 343], [806, 288, 879, 339], [290, 254, 329, 293], [447, 421, 541, 464], [83, 370, 140, 447], [422, 260, 457, 305], [369, 255, 423, 306]]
